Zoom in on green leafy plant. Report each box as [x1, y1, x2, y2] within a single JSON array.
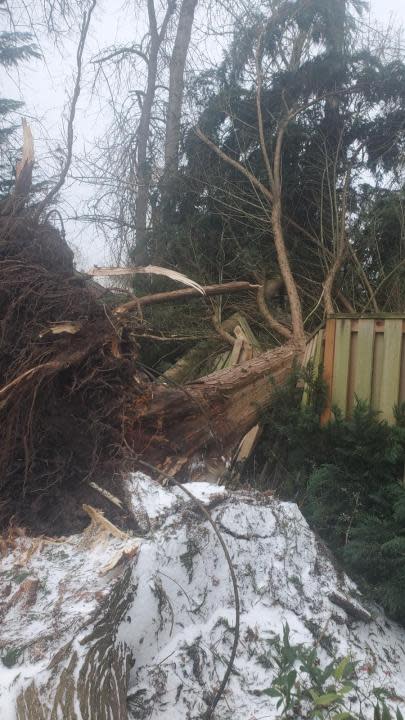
[[259, 624, 404, 719]]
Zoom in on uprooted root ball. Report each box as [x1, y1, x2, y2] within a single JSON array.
[[0, 211, 146, 533]]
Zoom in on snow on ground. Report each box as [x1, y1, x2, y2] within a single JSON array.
[[122, 474, 405, 720], [1, 473, 405, 719]]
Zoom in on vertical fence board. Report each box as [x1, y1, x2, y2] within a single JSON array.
[[353, 319, 374, 404], [380, 320, 403, 422], [347, 330, 358, 415], [372, 331, 384, 411], [400, 334, 405, 406], [321, 319, 336, 423], [331, 319, 352, 415]]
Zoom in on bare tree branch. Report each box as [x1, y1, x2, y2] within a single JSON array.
[[37, 0, 97, 214]]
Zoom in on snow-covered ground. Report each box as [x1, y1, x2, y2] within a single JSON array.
[[123, 474, 405, 719], [1, 473, 405, 719]]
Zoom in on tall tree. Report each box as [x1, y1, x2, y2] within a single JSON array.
[[133, 0, 176, 265], [164, 0, 198, 179], [158, 0, 405, 343], [85, 0, 201, 266]]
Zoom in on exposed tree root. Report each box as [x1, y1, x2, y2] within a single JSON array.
[[0, 209, 297, 534], [0, 211, 145, 531]]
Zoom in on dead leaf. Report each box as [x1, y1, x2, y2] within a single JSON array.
[[39, 322, 82, 338]]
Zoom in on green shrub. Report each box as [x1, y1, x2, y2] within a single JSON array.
[[259, 624, 404, 719], [253, 365, 405, 624]]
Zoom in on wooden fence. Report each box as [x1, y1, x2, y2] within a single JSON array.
[[303, 314, 405, 423]]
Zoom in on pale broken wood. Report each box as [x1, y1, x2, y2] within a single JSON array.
[[89, 482, 124, 509], [39, 321, 82, 338], [234, 424, 262, 465], [2, 118, 35, 208], [88, 265, 205, 296], [82, 504, 128, 540], [228, 325, 254, 367], [99, 545, 139, 576], [15, 119, 34, 183], [225, 324, 261, 484]]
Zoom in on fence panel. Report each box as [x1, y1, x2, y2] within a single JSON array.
[[304, 315, 405, 423]]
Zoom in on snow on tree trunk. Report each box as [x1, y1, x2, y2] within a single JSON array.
[[0, 518, 139, 720], [124, 475, 405, 719], [2, 475, 405, 719]]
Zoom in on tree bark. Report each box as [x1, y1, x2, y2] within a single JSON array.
[[134, 0, 175, 265], [131, 343, 297, 471], [164, 0, 198, 178], [115, 280, 259, 314]]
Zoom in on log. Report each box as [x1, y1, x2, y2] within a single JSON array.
[[132, 343, 297, 472], [115, 281, 259, 314]]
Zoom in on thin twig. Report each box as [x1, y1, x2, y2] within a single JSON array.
[[36, 0, 97, 215]]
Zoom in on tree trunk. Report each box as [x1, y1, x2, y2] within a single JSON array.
[[2, 518, 138, 720], [156, 0, 198, 250], [164, 0, 198, 178], [131, 343, 297, 471], [134, 0, 174, 266]]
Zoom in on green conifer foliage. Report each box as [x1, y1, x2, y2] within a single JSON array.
[[0, 28, 40, 195], [255, 368, 405, 624]]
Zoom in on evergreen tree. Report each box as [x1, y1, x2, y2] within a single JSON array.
[[254, 368, 405, 624], [0, 25, 40, 196], [149, 0, 405, 320]]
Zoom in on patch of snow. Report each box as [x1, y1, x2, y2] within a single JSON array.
[[1, 474, 405, 720], [176, 481, 228, 505], [120, 477, 405, 720], [0, 518, 139, 718], [127, 472, 178, 523]]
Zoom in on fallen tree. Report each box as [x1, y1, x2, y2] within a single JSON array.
[[0, 207, 297, 533], [131, 343, 295, 473]]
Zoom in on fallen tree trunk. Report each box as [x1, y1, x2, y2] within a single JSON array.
[[131, 344, 296, 473], [1, 511, 138, 720]]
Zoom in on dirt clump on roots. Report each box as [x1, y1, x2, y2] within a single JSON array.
[[0, 211, 149, 535]]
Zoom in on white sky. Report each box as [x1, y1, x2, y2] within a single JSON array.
[[2, 0, 405, 268]]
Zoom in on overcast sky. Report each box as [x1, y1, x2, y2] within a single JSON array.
[[3, 0, 405, 268]]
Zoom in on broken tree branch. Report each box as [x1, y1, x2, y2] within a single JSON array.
[[114, 281, 259, 314], [88, 264, 205, 296], [256, 284, 292, 340], [2, 119, 35, 215], [15, 119, 34, 197]]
